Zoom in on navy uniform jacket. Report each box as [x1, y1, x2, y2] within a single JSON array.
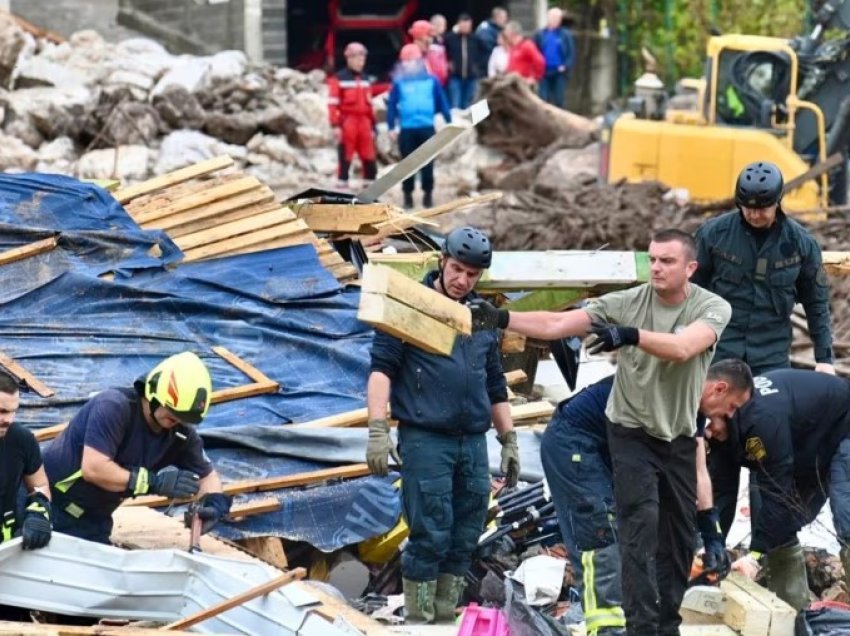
[[708, 369, 850, 552], [693, 209, 833, 373], [369, 271, 508, 434]]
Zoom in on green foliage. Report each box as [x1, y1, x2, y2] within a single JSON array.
[[560, 0, 807, 89]]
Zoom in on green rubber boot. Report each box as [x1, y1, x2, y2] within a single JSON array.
[[403, 578, 436, 625], [765, 543, 810, 610], [434, 573, 466, 623]]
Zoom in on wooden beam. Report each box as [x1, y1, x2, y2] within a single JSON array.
[[124, 464, 372, 508], [722, 573, 796, 636], [228, 498, 281, 520], [504, 370, 528, 386], [292, 407, 369, 428], [128, 174, 245, 217], [161, 568, 306, 631], [236, 536, 288, 569], [34, 422, 69, 442], [501, 330, 527, 353], [209, 230, 318, 259], [157, 192, 279, 235], [0, 350, 54, 398], [212, 346, 276, 385], [181, 220, 313, 262], [134, 177, 261, 226], [114, 155, 235, 203], [0, 236, 58, 267], [174, 209, 296, 252], [295, 202, 398, 233], [361, 264, 472, 335], [358, 292, 457, 356], [721, 579, 772, 636], [510, 401, 555, 423], [822, 251, 850, 276]]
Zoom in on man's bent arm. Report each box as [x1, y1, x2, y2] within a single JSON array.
[[696, 438, 713, 510], [637, 321, 718, 363], [367, 371, 392, 420], [506, 309, 593, 341], [81, 445, 132, 492]]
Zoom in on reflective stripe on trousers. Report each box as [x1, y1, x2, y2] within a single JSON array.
[[582, 544, 626, 633]]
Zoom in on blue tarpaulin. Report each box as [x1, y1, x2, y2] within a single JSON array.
[[0, 173, 400, 550]]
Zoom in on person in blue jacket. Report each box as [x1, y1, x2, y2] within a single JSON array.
[[533, 7, 575, 108], [387, 43, 452, 210], [365, 226, 519, 625]]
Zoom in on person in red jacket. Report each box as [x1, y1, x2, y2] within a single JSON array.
[[327, 42, 379, 184], [503, 21, 545, 84], [409, 19, 448, 86]]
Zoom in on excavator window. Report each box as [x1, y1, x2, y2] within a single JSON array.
[[716, 50, 791, 128]]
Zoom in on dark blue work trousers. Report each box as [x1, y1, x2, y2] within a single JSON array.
[[398, 127, 435, 195], [398, 425, 490, 582]]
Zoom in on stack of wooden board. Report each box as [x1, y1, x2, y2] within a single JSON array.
[[357, 263, 471, 356], [113, 155, 358, 283]]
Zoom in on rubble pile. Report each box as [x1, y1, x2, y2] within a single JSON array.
[[0, 14, 339, 189]]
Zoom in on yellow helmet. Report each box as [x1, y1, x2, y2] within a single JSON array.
[[144, 352, 212, 424]]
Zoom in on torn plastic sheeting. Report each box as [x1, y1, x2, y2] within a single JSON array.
[[511, 555, 567, 606], [201, 425, 546, 482], [0, 533, 358, 635]]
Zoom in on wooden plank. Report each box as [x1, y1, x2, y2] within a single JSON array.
[[295, 202, 398, 233], [680, 627, 738, 636], [167, 199, 281, 238], [114, 155, 235, 203], [0, 350, 54, 398], [34, 422, 69, 442], [127, 174, 244, 216], [501, 330, 527, 353], [212, 346, 276, 384], [228, 498, 281, 520], [162, 568, 306, 631], [0, 621, 211, 635], [124, 464, 372, 508], [0, 236, 58, 267], [182, 220, 313, 262], [293, 407, 369, 428], [134, 177, 261, 225], [358, 292, 457, 356], [237, 536, 288, 569], [822, 251, 850, 276], [212, 230, 320, 258], [721, 578, 772, 636], [504, 370, 528, 386], [724, 573, 797, 636], [174, 209, 295, 251], [361, 264, 471, 335], [510, 401, 555, 422]]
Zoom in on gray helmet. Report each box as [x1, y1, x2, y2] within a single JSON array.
[[442, 226, 492, 269], [735, 161, 783, 208]]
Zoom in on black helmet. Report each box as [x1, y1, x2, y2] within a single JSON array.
[[442, 226, 492, 269], [735, 161, 784, 208]]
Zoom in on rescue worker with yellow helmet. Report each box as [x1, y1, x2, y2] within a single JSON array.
[[43, 352, 231, 544]]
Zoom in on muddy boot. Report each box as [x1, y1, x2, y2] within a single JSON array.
[[422, 191, 433, 208], [403, 578, 436, 625], [765, 542, 811, 610], [403, 191, 414, 210], [434, 573, 465, 623]]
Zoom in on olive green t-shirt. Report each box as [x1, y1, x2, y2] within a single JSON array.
[[585, 283, 731, 441]]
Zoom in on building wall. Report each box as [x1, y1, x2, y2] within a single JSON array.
[[262, 0, 287, 65]]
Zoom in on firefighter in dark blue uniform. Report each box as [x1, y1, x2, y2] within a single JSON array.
[[542, 359, 753, 636], [365, 227, 519, 625], [707, 369, 850, 610], [693, 161, 834, 376]]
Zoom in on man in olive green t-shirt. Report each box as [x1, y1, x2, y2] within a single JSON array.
[[470, 229, 731, 636]]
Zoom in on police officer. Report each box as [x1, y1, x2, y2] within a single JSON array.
[[366, 226, 519, 625], [706, 369, 850, 610], [543, 359, 753, 636], [43, 352, 232, 544], [0, 370, 52, 551], [693, 161, 834, 376]]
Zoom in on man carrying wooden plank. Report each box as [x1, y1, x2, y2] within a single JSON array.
[[707, 369, 850, 610], [541, 361, 752, 636], [42, 352, 232, 544], [0, 370, 53, 550], [471, 229, 732, 635], [365, 226, 518, 625]]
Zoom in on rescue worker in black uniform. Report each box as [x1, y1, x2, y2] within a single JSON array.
[[693, 160, 834, 376], [365, 226, 520, 625], [706, 369, 850, 610]]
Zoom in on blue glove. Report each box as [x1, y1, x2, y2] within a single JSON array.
[[185, 493, 233, 535], [698, 507, 730, 579], [21, 492, 52, 550]]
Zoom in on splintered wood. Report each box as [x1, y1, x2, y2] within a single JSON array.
[[358, 264, 472, 355], [116, 155, 358, 282]]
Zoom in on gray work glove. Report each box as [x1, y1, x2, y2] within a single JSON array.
[[497, 430, 520, 487], [366, 418, 400, 476]]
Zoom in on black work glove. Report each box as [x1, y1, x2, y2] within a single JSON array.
[[468, 298, 509, 332], [698, 507, 730, 579], [586, 320, 639, 354], [21, 492, 52, 550], [127, 466, 200, 499], [184, 493, 233, 535]]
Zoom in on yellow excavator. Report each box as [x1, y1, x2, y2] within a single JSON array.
[[601, 0, 850, 216]]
